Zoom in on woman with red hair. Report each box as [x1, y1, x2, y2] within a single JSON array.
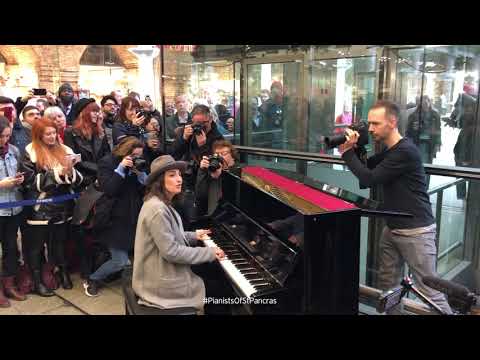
[[64, 99, 111, 280], [19, 118, 84, 296], [64, 99, 110, 187]]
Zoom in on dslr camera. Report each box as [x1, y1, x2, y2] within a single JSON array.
[[324, 121, 369, 149], [207, 154, 224, 173], [191, 123, 205, 136], [131, 155, 148, 172]]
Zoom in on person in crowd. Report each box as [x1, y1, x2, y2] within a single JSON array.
[[19, 117, 84, 296], [0, 117, 27, 307], [141, 98, 162, 122], [83, 137, 147, 297], [20, 106, 42, 141], [110, 90, 123, 107], [112, 97, 145, 146], [56, 83, 77, 126], [195, 140, 238, 216], [339, 100, 452, 315], [171, 104, 224, 228], [260, 89, 271, 104], [128, 91, 141, 102], [132, 154, 224, 313], [259, 81, 285, 130], [44, 106, 67, 143], [165, 100, 176, 118], [214, 103, 232, 130], [100, 95, 118, 149], [446, 83, 478, 199], [0, 97, 31, 157], [112, 97, 160, 165], [405, 95, 442, 165], [64, 98, 111, 187], [36, 99, 49, 116], [166, 95, 192, 141]]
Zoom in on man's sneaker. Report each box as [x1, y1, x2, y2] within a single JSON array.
[[83, 279, 100, 297]]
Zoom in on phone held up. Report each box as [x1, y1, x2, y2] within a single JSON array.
[[33, 88, 47, 96]]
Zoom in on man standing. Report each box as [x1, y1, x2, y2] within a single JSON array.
[[166, 95, 192, 141], [0, 97, 31, 156], [100, 95, 118, 148], [57, 83, 77, 126], [340, 100, 452, 315]]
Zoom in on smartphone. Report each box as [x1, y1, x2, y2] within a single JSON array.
[[145, 95, 151, 101], [33, 88, 47, 96], [67, 154, 82, 163]]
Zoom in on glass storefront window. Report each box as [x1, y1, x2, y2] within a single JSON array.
[[162, 45, 237, 141], [390, 45, 480, 170]]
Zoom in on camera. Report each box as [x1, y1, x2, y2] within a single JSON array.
[[136, 109, 152, 120], [131, 155, 148, 172], [324, 121, 369, 149], [192, 123, 205, 136], [207, 154, 224, 172]]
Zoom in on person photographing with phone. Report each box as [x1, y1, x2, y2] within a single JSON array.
[[0, 117, 27, 307], [19, 117, 84, 296]]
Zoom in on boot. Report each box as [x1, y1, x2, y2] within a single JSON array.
[[57, 266, 73, 290], [2, 276, 27, 301], [17, 264, 34, 295], [32, 270, 54, 297], [0, 282, 11, 308]]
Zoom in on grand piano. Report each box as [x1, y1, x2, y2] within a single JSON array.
[[198, 165, 406, 315]]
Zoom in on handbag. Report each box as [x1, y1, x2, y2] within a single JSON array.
[[72, 183, 104, 226], [91, 193, 116, 232]]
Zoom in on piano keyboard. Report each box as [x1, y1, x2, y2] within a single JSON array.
[[203, 237, 273, 298]]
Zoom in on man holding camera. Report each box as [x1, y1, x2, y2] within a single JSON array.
[[171, 104, 223, 228], [339, 100, 452, 315], [195, 140, 238, 216]]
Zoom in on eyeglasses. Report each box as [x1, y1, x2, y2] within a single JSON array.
[[104, 103, 116, 107]]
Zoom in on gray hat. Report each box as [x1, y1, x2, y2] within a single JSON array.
[[146, 155, 187, 187]]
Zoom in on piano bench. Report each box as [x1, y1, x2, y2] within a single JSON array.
[[122, 266, 198, 316]]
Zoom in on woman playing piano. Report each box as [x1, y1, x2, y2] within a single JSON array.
[[132, 155, 225, 314]]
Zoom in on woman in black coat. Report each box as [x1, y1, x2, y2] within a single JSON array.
[[64, 99, 111, 279], [112, 97, 162, 165], [64, 98, 111, 187], [83, 136, 147, 297]]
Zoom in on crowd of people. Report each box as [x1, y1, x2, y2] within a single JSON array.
[[0, 83, 238, 312]]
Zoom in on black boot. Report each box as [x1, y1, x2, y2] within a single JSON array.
[[57, 266, 73, 290], [32, 270, 55, 297]]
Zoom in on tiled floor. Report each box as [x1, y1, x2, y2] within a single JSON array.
[[1, 273, 125, 315]]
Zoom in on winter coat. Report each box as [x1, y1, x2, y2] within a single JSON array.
[[63, 127, 111, 187], [9, 118, 31, 157], [0, 144, 23, 216], [95, 154, 145, 251], [133, 196, 215, 311], [19, 143, 84, 225]]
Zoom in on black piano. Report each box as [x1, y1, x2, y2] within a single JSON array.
[[199, 165, 407, 315]]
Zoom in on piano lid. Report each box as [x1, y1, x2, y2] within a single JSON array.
[[240, 166, 358, 215]]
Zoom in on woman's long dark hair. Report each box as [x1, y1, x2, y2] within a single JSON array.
[[144, 172, 184, 206]]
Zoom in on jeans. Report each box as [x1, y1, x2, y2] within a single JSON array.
[[377, 225, 453, 315], [89, 247, 130, 281]]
